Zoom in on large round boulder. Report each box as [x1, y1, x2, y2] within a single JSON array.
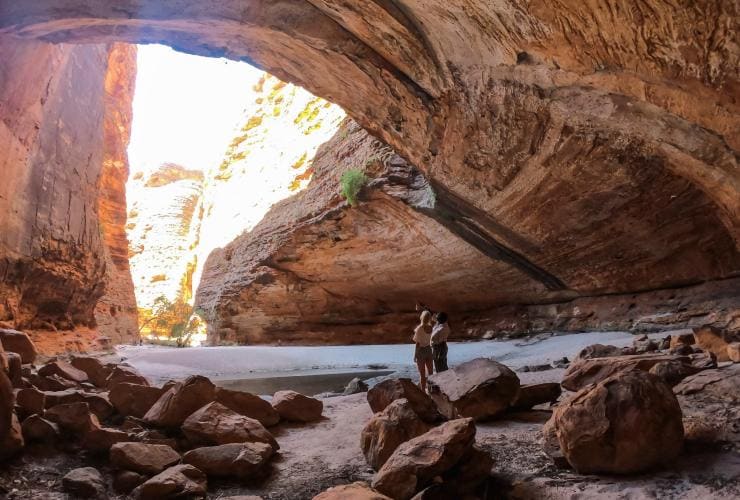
[[546, 371, 683, 474], [427, 358, 519, 420]]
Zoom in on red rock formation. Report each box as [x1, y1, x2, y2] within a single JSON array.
[[95, 43, 139, 345], [0, 35, 138, 350], [0, 3, 737, 344], [126, 163, 203, 334]]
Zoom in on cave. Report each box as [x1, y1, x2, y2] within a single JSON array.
[[1, 1, 737, 347], [0, 2, 739, 498]]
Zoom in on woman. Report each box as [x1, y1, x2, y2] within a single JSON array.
[[413, 310, 434, 392]]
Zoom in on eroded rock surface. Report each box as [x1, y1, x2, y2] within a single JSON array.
[[547, 371, 683, 474], [0, 36, 138, 350]]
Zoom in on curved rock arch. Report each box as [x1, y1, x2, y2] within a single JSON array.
[[1, 1, 738, 327]]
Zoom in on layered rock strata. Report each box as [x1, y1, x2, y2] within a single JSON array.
[[0, 3, 737, 344], [126, 163, 203, 327], [0, 35, 138, 349], [197, 119, 739, 344]]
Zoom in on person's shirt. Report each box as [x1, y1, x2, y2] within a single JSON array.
[[431, 322, 450, 344], [413, 324, 432, 347]]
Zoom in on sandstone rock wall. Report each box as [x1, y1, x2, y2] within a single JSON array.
[[126, 164, 204, 324], [197, 119, 740, 344], [94, 43, 139, 345], [0, 35, 138, 349], [0, 3, 737, 344], [192, 73, 345, 293]]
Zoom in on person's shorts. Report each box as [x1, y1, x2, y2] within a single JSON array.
[[414, 344, 433, 362]]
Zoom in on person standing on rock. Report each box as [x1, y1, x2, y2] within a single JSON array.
[[413, 310, 434, 392], [431, 312, 450, 373]]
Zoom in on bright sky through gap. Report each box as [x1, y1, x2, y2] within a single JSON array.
[[127, 44, 264, 174]]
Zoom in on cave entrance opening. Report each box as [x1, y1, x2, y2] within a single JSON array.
[[124, 44, 346, 346]]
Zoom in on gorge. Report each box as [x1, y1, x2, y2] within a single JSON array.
[[0, 2, 739, 499], [0, 1, 737, 348]]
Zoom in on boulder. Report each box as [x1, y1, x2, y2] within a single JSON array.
[[0, 367, 16, 451], [44, 390, 114, 420], [438, 446, 493, 495], [110, 383, 165, 418], [182, 402, 278, 450], [372, 418, 476, 500], [0, 412, 24, 460], [313, 482, 392, 500], [110, 442, 181, 475], [62, 467, 106, 498], [670, 344, 695, 356], [574, 344, 622, 361], [113, 470, 147, 494], [648, 360, 699, 387], [82, 425, 131, 453], [5, 352, 22, 387], [15, 387, 45, 418], [38, 361, 89, 384], [367, 378, 441, 422], [670, 333, 696, 349], [693, 325, 734, 362], [561, 353, 689, 391], [546, 371, 683, 474], [633, 336, 659, 354], [343, 377, 369, 395], [689, 351, 718, 370], [0, 329, 37, 363], [143, 375, 215, 428], [183, 442, 274, 478], [541, 417, 570, 469], [673, 364, 740, 403], [552, 357, 570, 369], [509, 383, 561, 411], [727, 343, 740, 363], [427, 358, 520, 420], [71, 356, 113, 387], [46, 402, 100, 433], [215, 387, 280, 426], [32, 374, 78, 391], [131, 464, 207, 500], [21, 414, 60, 442], [106, 364, 150, 387], [271, 390, 323, 423], [361, 398, 431, 470]]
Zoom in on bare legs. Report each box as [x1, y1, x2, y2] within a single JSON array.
[[417, 358, 434, 393]]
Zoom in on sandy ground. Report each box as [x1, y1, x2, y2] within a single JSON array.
[[3, 331, 739, 499]]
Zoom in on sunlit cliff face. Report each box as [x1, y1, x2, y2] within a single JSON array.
[[124, 45, 345, 335]]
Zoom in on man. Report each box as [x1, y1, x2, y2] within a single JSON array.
[[430, 312, 450, 373]]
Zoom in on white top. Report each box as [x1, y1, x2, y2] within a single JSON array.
[[431, 322, 450, 344], [413, 324, 432, 347]]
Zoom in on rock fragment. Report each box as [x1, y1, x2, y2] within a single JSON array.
[[271, 390, 323, 423], [110, 442, 181, 475], [182, 401, 278, 449], [62, 467, 106, 498]]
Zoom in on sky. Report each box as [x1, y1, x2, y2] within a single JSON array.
[[127, 44, 264, 174]]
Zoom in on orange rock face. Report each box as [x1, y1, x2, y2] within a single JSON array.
[[0, 35, 137, 351], [94, 43, 139, 345], [0, 3, 737, 345]]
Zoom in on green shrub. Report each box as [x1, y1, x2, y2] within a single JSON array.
[[340, 169, 368, 206]]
